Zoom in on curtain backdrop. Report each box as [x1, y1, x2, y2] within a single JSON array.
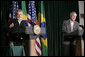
[[44, 1, 79, 56], [1, 1, 10, 56]]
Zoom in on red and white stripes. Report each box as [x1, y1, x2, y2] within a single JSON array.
[[35, 36, 41, 56]]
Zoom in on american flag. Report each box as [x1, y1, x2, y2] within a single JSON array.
[[31, 1, 38, 24], [31, 1, 41, 56], [28, 1, 41, 56], [27, 1, 32, 26], [12, 1, 19, 19], [8, 1, 19, 22]]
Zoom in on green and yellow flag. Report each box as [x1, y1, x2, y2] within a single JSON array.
[[38, 1, 48, 56], [21, 1, 28, 21]]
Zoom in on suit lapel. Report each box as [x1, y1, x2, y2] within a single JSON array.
[[16, 20, 19, 26], [19, 20, 23, 26], [73, 21, 76, 31], [67, 20, 71, 32]]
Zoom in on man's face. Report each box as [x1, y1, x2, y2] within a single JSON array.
[[17, 11, 23, 20], [70, 13, 77, 21]]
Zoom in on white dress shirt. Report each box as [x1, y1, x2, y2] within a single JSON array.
[[18, 20, 22, 25], [70, 20, 74, 32]]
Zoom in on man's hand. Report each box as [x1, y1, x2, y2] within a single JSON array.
[[9, 23, 14, 28]]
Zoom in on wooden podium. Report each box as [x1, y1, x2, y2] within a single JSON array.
[[30, 39, 37, 56], [29, 35, 38, 56], [76, 38, 84, 56], [25, 26, 45, 56]]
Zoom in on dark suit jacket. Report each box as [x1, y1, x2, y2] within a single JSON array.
[[8, 19, 28, 34], [8, 19, 28, 41]]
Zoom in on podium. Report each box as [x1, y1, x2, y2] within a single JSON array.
[[76, 37, 84, 56], [63, 33, 84, 56], [25, 25, 45, 56]]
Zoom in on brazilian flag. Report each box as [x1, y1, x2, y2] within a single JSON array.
[[38, 1, 48, 56], [21, 1, 28, 23]]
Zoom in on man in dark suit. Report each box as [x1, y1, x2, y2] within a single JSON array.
[[62, 11, 80, 56], [8, 10, 28, 44]]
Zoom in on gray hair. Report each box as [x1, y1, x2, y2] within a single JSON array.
[[70, 11, 77, 16]]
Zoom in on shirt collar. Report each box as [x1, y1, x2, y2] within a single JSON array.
[[70, 19, 74, 23]]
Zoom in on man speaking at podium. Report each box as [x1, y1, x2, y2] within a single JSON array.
[[62, 11, 81, 56], [7, 9, 43, 56], [7, 9, 30, 56], [8, 10, 28, 43]]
